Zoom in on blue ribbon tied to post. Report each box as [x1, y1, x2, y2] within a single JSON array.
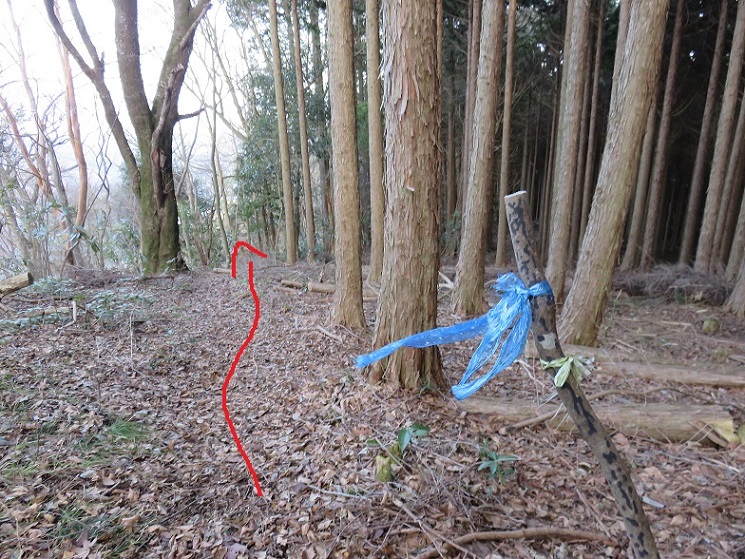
[[356, 273, 552, 399]]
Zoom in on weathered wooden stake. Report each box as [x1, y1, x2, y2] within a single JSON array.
[[505, 191, 659, 559]]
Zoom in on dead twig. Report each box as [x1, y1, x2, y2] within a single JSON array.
[[391, 498, 476, 558], [414, 526, 613, 559]]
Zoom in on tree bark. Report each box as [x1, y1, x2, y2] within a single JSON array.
[[695, 0, 745, 273], [452, 0, 505, 316], [620, 90, 658, 270], [269, 0, 298, 264], [366, 0, 385, 281], [369, 0, 445, 390], [640, 0, 684, 271], [47, 0, 209, 274], [495, 0, 518, 267], [328, 0, 365, 329], [457, 0, 482, 216], [579, 0, 606, 242], [545, 0, 591, 300], [679, 0, 728, 265], [560, 0, 669, 346], [289, 0, 316, 263]]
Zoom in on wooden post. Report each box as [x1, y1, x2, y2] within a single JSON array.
[[505, 191, 659, 559]]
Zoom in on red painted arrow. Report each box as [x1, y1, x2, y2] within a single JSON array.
[[222, 241, 268, 496]]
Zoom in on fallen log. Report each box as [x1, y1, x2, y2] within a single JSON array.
[[525, 343, 745, 388], [457, 396, 734, 444], [280, 279, 378, 301], [0, 272, 34, 297]]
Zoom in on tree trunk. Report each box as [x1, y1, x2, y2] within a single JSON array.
[[57, 36, 88, 239], [289, 0, 316, 263], [269, 0, 298, 264], [695, 0, 745, 274], [328, 0, 365, 329], [726, 249, 745, 317], [560, 0, 669, 346], [47, 0, 208, 274], [366, 0, 385, 281], [620, 90, 658, 270], [495, 0, 517, 267], [679, 0, 728, 265], [457, 0, 482, 216], [568, 19, 594, 265], [445, 68, 458, 222], [640, 0, 684, 271], [545, 0, 591, 300], [452, 0, 506, 316], [369, 0, 445, 390], [715, 75, 745, 264], [308, 1, 333, 253], [579, 0, 605, 242]]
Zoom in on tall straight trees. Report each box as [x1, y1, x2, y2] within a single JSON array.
[[560, 0, 669, 346], [545, 0, 590, 299], [328, 0, 365, 329], [452, 0, 505, 316], [269, 0, 297, 264], [46, 0, 210, 274], [640, 0, 684, 270], [291, 0, 315, 262], [495, 0, 517, 267], [679, 0, 728, 265], [695, 0, 745, 274], [366, 0, 385, 282], [368, 0, 446, 390]]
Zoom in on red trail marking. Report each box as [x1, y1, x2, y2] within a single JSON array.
[[222, 241, 268, 496]]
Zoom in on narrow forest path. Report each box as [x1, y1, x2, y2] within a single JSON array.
[[1, 262, 743, 558]]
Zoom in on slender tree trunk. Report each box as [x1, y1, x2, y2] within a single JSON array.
[[695, 0, 745, 273], [679, 0, 728, 265], [269, 0, 298, 264], [369, 0, 445, 390], [568, 20, 594, 265], [457, 0, 482, 216], [328, 0, 365, 328], [640, 0, 684, 270], [308, 1, 333, 253], [289, 0, 316, 263], [452, 0, 506, 316], [714, 91, 745, 265], [545, 0, 590, 300], [714, 73, 745, 263], [620, 91, 658, 270], [560, 0, 669, 347], [579, 0, 605, 242], [366, 0, 385, 281], [496, 0, 518, 267], [445, 69, 458, 221]]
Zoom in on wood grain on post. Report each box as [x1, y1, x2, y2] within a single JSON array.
[[505, 191, 659, 559]]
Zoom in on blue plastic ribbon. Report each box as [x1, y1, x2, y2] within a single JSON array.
[[356, 273, 552, 400]]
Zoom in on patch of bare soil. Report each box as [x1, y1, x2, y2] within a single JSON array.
[[1, 261, 744, 558]]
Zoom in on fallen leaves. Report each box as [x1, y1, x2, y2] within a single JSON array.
[[0, 266, 743, 557]]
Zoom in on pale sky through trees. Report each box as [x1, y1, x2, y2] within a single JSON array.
[[0, 0, 246, 191]]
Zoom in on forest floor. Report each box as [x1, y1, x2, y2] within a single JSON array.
[[1, 259, 744, 559]]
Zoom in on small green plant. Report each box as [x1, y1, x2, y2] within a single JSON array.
[[107, 419, 148, 443], [478, 444, 518, 482], [368, 423, 431, 483]]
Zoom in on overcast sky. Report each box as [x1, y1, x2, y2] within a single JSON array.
[[0, 0, 246, 190]]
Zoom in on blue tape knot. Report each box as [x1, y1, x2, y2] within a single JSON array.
[[356, 273, 552, 399]]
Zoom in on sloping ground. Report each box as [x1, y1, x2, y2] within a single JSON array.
[[1, 261, 744, 558]]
